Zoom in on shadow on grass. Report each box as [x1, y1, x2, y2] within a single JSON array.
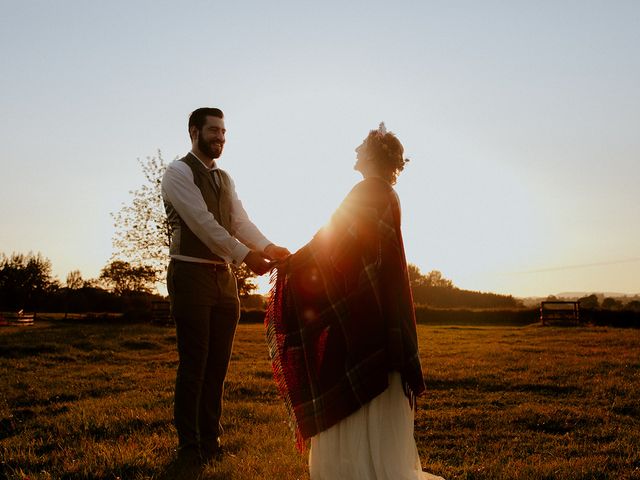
[[427, 376, 580, 396], [0, 342, 63, 358], [157, 456, 205, 480]]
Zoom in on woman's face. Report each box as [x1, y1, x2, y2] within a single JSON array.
[[354, 141, 371, 175]]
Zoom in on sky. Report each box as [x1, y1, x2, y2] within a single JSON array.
[[1, 0, 638, 298]]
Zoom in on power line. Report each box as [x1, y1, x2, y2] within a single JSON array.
[[514, 257, 640, 274]]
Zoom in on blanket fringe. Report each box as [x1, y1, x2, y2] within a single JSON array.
[[265, 260, 307, 452]]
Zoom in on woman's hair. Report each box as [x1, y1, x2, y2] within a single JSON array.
[[361, 123, 408, 185]]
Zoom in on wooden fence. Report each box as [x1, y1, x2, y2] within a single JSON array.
[[0, 310, 35, 326], [540, 301, 580, 326]]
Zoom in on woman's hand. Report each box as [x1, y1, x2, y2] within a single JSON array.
[[264, 244, 291, 261]]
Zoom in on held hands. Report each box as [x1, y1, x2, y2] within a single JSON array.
[[243, 250, 272, 276], [244, 244, 291, 276], [264, 243, 291, 261]]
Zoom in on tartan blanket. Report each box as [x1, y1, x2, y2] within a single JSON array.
[[265, 178, 426, 450]]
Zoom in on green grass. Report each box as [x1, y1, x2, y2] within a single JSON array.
[[1, 321, 639, 479]]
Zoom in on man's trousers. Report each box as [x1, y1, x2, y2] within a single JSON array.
[[167, 260, 240, 452]]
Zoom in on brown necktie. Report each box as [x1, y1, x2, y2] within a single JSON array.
[[210, 169, 220, 196]]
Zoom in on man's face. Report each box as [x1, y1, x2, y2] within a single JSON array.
[[194, 115, 226, 159]]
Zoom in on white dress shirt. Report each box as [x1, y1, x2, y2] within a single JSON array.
[[161, 152, 272, 265]]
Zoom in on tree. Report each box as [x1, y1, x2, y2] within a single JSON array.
[[408, 264, 427, 288], [99, 260, 156, 295], [578, 294, 599, 309], [601, 297, 623, 310], [111, 151, 171, 283], [66, 270, 84, 290], [82, 278, 101, 289], [407, 263, 518, 308], [408, 264, 454, 289], [626, 300, 640, 312], [64, 269, 84, 318], [0, 252, 55, 311], [424, 270, 454, 289], [233, 263, 258, 297]]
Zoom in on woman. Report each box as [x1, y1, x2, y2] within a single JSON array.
[[266, 124, 444, 480]]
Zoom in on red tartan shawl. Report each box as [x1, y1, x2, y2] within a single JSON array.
[[265, 178, 426, 450]]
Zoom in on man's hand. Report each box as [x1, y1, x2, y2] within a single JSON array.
[[264, 244, 291, 261], [243, 250, 272, 275]]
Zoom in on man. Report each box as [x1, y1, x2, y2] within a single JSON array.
[[161, 107, 289, 464]]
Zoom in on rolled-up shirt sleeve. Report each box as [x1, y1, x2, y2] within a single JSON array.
[[161, 161, 271, 265]]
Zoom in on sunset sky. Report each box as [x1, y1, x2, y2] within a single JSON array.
[[1, 1, 638, 298]]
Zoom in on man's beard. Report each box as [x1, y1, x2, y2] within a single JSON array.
[[198, 134, 223, 159]]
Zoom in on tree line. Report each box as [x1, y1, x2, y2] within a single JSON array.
[[0, 252, 517, 314], [407, 264, 522, 309], [0, 252, 158, 315], [549, 293, 640, 312], [0, 252, 261, 315]]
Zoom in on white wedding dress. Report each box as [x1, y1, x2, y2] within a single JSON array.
[[309, 372, 445, 480]]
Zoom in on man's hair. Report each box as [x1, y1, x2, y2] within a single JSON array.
[[188, 107, 224, 138]]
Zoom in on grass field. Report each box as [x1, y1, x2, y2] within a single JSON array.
[[1, 320, 639, 479]]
